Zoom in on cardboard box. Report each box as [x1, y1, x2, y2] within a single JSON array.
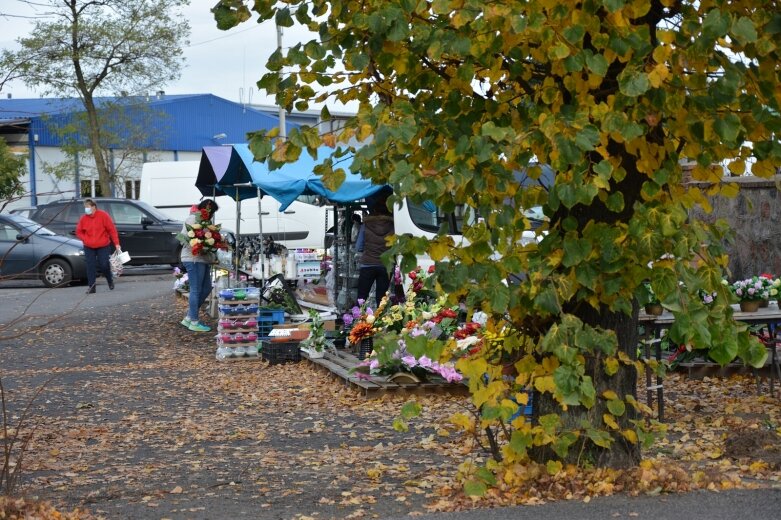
[[273, 323, 311, 330]]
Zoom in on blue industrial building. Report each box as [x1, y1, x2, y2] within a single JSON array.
[[0, 93, 325, 208]]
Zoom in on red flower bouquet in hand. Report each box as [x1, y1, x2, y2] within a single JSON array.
[[176, 206, 229, 256]]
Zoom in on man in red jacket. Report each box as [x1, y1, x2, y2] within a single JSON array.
[[76, 199, 121, 293]]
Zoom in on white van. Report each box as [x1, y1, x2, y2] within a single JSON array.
[[139, 161, 331, 249]]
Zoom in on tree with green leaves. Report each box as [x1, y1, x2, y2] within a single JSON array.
[[215, 0, 781, 475], [0, 0, 189, 196], [0, 139, 27, 212]]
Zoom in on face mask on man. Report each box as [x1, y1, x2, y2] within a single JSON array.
[[84, 206, 94, 215]]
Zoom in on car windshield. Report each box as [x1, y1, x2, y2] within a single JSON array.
[[133, 200, 179, 221], [9, 215, 58, 236]]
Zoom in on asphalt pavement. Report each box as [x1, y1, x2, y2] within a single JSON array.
[[385, 488, 781, 520], [0, 265, 173, 325]]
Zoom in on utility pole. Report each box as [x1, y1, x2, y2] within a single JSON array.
[[277, 21, 286, 139]]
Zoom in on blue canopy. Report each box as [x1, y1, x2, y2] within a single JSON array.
[[199, 144, 386, 209]]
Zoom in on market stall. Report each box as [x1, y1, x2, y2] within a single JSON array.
[[197, 144, 387, 311]]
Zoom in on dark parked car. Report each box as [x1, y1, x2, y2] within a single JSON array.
[[30, 198, 184, 266], [9, 206, 37, 218], [0, 214, 87, 287]]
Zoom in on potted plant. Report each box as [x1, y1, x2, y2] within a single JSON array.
[[639, 281, 663, 316], [301, 310, 328, 359], [731, 277, 770, 312]]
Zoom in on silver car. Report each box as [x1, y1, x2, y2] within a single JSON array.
[[0, 214, 87, 287]]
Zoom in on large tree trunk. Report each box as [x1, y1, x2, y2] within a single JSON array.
[[69, 0, 112, 197], [532, 147, 647, 468], [532, 304, 641, 468], [81, 95, 112, 197]]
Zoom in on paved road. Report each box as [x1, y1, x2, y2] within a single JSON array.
[[385, 488, 781, 520], [0, 265, 173, 324]]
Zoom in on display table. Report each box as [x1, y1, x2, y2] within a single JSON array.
[[639, 303, 781, 421]]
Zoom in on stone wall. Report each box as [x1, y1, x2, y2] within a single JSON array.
[[689, 175, 781, 280]]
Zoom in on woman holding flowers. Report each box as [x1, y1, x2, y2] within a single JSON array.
[[178, 199, 226, 332]]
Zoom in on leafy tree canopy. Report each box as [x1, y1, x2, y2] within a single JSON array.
[[216, 0, 781, 473]]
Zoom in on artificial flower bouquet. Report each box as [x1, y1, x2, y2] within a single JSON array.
[[176, 205, 229, 256], [758, 273, 780, 300], [361, 333, 463, 383], [730, 276, 771, 302]]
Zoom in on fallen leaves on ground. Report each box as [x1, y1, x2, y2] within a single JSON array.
[[0, 496, 95, 519], [1, 294, 780, 518]]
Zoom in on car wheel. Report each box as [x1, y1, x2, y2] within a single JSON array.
[[41, 258, 73, 288]]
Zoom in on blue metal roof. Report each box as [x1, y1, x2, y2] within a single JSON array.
[[0, 94, 289, 151]]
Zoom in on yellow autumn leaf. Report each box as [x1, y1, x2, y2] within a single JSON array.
[[547, 249, 563, 268], [541, 356, 560, 373], [357, 123, 373, 142], [719, 182, 740, 198], [603, 413, 619, 430], [271, 142, 288, 162], [604, 357, 619, 376], [647, 63, 669, 88], [429, 237, 453, 261], [727, 159, 745, 175], [450, 412, 474, 431], [534, 375, 556, 394], [602, 390, 618, 400], [622, 429, 638, 443], [546, 460, 563, 475]]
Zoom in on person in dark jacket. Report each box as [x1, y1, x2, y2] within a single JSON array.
[[75, 198, 121, 293], [355, 193, 395, 307]]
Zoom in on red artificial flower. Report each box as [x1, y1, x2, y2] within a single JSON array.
[[408, 271, 417, 280], [191, 243, 203, 256], [428, 265, 435, 274], [440, 308, 458, 319], [760, 273, 774, 279], [200, 209, 211, 220]]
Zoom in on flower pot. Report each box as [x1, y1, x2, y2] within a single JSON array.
[[740, 300, 761, 312], [388, 371, 422, 384], [358, 338, 373, 360], [760, 299, 769, 308], [644, 304, 664, 316]]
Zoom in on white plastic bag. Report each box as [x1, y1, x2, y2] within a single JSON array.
[[110, 251, 124, 278]]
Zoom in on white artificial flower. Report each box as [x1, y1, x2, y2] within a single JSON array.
[[456, 336, 480, 351]]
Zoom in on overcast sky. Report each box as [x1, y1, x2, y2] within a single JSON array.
[[0, 0, 323, 110]]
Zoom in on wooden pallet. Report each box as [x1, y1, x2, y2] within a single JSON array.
[[302, 349, 469, 398]]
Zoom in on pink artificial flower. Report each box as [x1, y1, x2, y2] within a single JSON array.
[[401, 355, 418, 367]]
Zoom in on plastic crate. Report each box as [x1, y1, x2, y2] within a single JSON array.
[[258, 308, 285, 337], [261, 340, 301, 364], [258, 308, 285, 322]]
